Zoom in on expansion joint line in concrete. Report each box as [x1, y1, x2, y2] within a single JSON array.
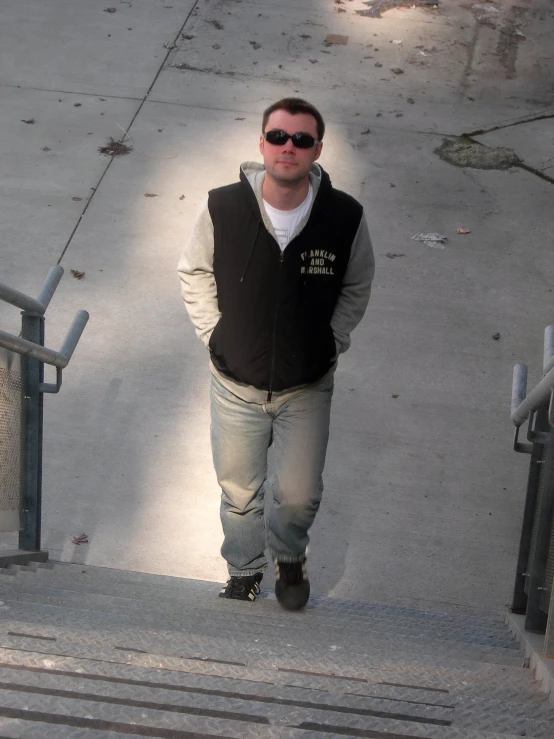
[[57, 0, 201, 265]]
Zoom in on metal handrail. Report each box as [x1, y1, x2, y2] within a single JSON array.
[[512, 364, 554, 427], [544, 325, 554, 375], [0, 266, 63, 315], [512, 326, 554, 427], [0, 310, 89, 369]]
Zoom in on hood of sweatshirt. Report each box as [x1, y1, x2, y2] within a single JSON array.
[[238, 161, 327, 244]]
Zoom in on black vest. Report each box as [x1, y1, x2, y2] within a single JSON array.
[[208, 167, 363, 394]]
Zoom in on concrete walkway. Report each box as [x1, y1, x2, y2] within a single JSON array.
[[0, 0, 553, 616]]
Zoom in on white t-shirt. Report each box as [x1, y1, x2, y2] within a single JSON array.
[[263, 183, 313, 251]]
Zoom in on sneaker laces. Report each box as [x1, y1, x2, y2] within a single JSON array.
[[224, 575, 261, 599]]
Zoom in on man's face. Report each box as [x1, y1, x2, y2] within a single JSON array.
[[259, 109, 323, 185]]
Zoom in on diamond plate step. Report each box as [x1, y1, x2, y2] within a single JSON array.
[[10, 564, 513, 637], [2, 570, 519, 651], [0, 649, 551, 734], [0, 610, 536, 694], [0, 568, 521, 659], [0, 679, 552, 739], [0, 583, 522, 666], [0, 598, 527, 681], [0, 645, 543, 708]]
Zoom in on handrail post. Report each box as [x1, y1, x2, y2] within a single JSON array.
[[19, 311, 44, 551]]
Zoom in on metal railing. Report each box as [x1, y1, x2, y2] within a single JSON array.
[[0, 267, 88, 562], [511, 325, 554, 656]]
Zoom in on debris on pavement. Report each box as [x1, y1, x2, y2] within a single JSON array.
[[361, 128, 371, 134], [375, 62, 383, 67], [72, 533, 89, 544], [179, 195, 185, 200], [492, 333, 501, 340], [41, 146, 51, 151], [391, 68, 404, 74], [385, 253, 405, 258], [103, 7, 116, 13], [21, 119, 35, 124], [207, 19, 224, 30], [357, 0, 439, 18], [235, 117, 245, 120], [392, 394, 400, 398], [457, 226, 471, 234], [98, 137, 132, 156], [412, 233, 448, 249], [144, 193, 158, 198], [309, 59, 319, 63], [249, 41, 261, 49], [324, 34, 349, 46], [71, 197, 82, 202], [212, 43, 221, 49], [435, 137, 522, 170], [70, 270, 85, 280], [392, 39, 403, 44]]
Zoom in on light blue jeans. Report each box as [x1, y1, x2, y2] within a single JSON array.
[[210, 372, 334, 576]]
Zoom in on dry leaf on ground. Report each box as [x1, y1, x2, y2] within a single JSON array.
[[72, 533, 89, 544]]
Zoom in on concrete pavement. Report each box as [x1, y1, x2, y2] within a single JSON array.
[[0, 0, 553, 616]]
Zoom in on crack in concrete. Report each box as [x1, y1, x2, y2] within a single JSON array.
[[57, 1, 201, 266], [463, 111, 554, 137]]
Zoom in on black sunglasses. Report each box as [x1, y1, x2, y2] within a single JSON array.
[[263, 129, 319, 149]]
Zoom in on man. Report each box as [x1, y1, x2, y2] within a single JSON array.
[[178, 98, 374, 610]]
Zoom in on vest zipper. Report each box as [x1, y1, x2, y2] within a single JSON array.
[[267, 248, 284, 401]]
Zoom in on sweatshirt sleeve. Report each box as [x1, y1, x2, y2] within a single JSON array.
[[177, 197, 221, 348], [331, 210, 375, 354]]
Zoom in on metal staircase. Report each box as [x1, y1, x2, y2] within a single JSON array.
[[0, 562, 552, 738]]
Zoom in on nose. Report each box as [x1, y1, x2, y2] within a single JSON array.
[[282, 136, 296, 153]]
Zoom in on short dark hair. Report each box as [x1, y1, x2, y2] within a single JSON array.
[[262, 98, 325, 140]]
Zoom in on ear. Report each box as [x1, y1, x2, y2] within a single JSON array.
[[259, 135, 265, 156], [314, 141, 323, 161]]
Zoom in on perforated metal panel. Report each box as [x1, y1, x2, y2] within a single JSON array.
[[0, 349, 22, 532]]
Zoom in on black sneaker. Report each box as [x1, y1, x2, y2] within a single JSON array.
[[219, 573, 263, 601], [274, 558, 310, 611]]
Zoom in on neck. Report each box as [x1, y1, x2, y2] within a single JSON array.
[[262, 175, 310, 211]]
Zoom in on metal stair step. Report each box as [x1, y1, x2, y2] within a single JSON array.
[[0, 621, 537, 695], [0, 599, 525, 674], [0, 682, 551, 739], [0, 652, 551, 734], [0, 646, 544, 710], [0, 573, 519, 651], [0, 584, 522, 664], [13, 564, 513, 637]]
